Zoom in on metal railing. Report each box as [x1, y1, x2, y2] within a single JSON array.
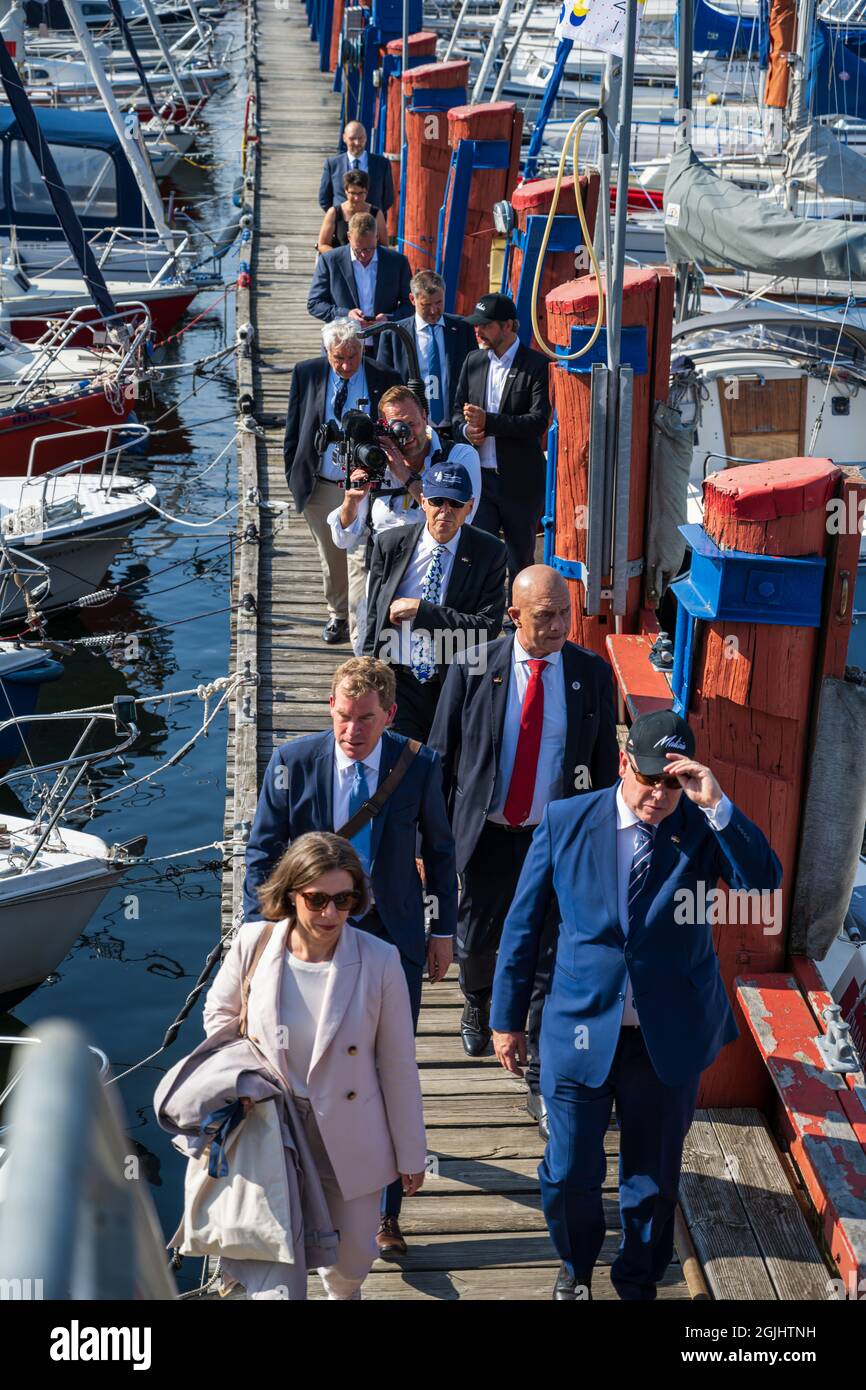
[[8, 302, 152, 411], [0, 1020, 177, 1300]]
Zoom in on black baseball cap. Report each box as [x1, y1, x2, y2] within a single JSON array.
[[422, 463, 474, 504], [465, 292, 518, 326], [626, 710, 695, 777]]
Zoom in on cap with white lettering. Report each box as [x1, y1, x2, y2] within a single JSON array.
[[626, 709, 695, 776]]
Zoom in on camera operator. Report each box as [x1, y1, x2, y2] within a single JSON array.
[[284, 320, 400, 645], [326, 385, 481, 654]]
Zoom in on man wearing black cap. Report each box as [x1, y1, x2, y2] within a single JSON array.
[[451, 293, 550, 594], [490, 709, 782, 1301], [363, 463, 507, 741]]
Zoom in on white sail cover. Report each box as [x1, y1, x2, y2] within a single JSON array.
[[784, 123, 866, 201], [663, 142, 866, 280]]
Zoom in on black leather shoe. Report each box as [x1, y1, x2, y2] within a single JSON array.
[[322, 618, 349, 645], [526, 1089, 549, 1143], [553, 1264, 592, 1301], [460, 1001, 491, 1057]]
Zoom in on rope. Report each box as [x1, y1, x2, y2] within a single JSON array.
[[528, 106, 606, 361], [152, 283, 233, 348]]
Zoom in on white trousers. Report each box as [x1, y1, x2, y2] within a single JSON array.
[[220, 1099, 381, 1301]]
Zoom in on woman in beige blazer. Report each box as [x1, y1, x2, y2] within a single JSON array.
[[203, 831, 427, 1300]]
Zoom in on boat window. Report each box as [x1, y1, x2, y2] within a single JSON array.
[[8, 142, 118, 222], [677, 321, 866, 371]]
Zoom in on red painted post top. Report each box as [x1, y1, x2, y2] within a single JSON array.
[[703, 456, 841, 556], [383, 31, 437, 56], [513, 176, 581, 211], [402, 59, 469, 92], [447, 102, 518, 140]]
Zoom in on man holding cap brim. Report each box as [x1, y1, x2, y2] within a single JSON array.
[[363, 462, 507, 741], [490, 709, 782, 1301], [451, 293, 550, 597]]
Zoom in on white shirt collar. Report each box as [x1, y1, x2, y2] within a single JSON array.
[[418, 523, 461, 558], [334, 736, 383, 776], [512, 634, 563, 668], [415, 314, 445, 333], [350, 248, 378, 269], [489, 337, 519, 369]]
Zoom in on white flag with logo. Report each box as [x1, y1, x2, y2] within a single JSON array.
[[554, 0, 642, 57]]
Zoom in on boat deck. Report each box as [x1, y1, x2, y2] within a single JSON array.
[[217, 0, 834, 1302]]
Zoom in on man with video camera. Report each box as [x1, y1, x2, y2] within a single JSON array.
[[327, 384, 481, 653], [284, 320, 401, 646]]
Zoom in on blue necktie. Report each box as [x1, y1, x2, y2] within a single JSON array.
[[627, 822, 656, 931], [348, 761, 372, 871], [333, 376, 348, 420], [410, 545, 446, 682], [426, 324, 445, 424]]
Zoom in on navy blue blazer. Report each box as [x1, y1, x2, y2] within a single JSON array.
[[490, 785, 782, 1087], [319, 152, 395, 213], [377, 314, 478, 420], [283, 356, 402, 513], [307, 245, 413, 325], [243, 728, 457, 965], [428, 635, 619, 874]]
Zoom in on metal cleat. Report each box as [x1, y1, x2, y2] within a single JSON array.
[[815, 1005, 861, 1074]]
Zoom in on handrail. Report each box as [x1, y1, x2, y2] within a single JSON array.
[[0, 1019, 177, 1300], [23, 419, 150, 487], [11, 302, 152, 410]]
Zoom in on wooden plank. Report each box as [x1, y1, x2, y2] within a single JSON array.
[[367, 1229, 649, 1271], [419, 1069, 526, 1096], [426, 1125, 617, 1159], [418, 1156, 619, 1194], [605, 633, 673, 719], [307, 1264, 687, 1300], [708, 1108, 834, 1301], [680, 1112, 778, 1300], [736, 974, 866, 1285]]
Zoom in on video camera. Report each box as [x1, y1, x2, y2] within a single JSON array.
[[314, 400, 413, 488]]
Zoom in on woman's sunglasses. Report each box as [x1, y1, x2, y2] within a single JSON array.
[[628, 758, 681, 791], [296, 890, 361, 912]]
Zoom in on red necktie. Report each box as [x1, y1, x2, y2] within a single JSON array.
[[503, 658, 548, 827]]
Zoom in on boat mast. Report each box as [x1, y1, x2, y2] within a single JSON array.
[[471, 0, 520, 102], [137, 0, 192, 109], [491, 0, 539, 103], [64, 0, 176, 256], [674, 0, 694, 319], [788, 0, 817, 130]]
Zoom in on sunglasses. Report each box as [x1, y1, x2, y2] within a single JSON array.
[[296, 890, 361, 912], [426, 496, 462, 510], [628, 757, 682, 791]]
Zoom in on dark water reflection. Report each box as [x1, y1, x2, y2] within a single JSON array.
[[7, 10, 248, 1292]]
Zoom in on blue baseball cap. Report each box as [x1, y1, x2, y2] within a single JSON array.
[[422, 463, 474, 505]]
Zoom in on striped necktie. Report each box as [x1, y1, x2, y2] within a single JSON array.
[[410, 544, 447, 682], [627, 822, 656, 931]]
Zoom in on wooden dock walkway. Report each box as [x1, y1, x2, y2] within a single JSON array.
[[218, 0, 834, 1302]]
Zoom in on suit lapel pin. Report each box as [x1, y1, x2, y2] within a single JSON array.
[[571, 680, 581, 691], [460, 556, 471, 563], [671, 835, 680, 844], [493, 675, 504, 684]]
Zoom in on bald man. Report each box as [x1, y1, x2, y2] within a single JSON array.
[[428, 566, 620, 1097], [318, 121, 395, 214]]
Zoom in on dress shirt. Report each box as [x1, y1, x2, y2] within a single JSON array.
[[320, 365, 368, 481], [615, 784, 733, 1026], [394, 523, 460, 603], [479, 336, 520, 469], [415, 314, 448, 415], [326, 429, 481, 550], [333, 735, 450, 936], [488, 638, 567, 827], [350, 247, 378, 319]]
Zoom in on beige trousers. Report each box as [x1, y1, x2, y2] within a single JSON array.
[[302, 478, 349, 623], [346, 544, 369, 654], [220, 1098, 382, 1301]]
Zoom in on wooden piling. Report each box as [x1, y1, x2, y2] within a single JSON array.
[[398, 59, 469, 267], [509, 175, 600, 349], [445, 102, 523, 313]]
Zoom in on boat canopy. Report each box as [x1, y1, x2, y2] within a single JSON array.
[[0, 108, 154, 238], [810, 21, 866, 119], [675, 0, 767, 60], [663, 141, 866, 279]]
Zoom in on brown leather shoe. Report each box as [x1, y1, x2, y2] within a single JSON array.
[[376, 1216, 407, 1259]]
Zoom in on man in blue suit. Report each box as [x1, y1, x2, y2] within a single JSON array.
[[319, 121, 395, 214], [307, 214, 412, 330], [377, 269, 477, 427], [244, 655, 457, 1258], [490, 709, 782, 1301]]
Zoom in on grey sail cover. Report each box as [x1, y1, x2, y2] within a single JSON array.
[[783, 122, 866, 200], [663, 142, 866, 280]]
